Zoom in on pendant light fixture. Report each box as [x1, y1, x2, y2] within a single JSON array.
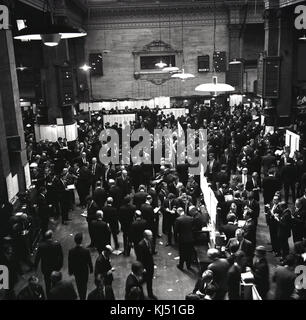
[[195, 0, 234, 94], [14, 0, 87, 47], [171, 13, 194, 80], [155, 2, 167, 69], [229, 58, 242, 65], [299, 34, 306, 41], [163, 14, 179, 73]]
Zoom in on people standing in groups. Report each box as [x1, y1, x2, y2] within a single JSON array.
[[1, 101, 306, 301]]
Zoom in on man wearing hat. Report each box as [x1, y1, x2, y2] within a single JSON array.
[[251, 246, 270, 299]]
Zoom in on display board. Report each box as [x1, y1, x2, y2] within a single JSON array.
[[6, 173, 19, 203], [103, 114, 136, 128], [34, 123, 78, 142], [24, 163, 31, 189], [159, 108, 187, 118], [285, 130, 300, 157], [80, 97, 171, 112], [200, 164, 218, 247]]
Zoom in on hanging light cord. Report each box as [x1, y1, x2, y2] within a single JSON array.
[[181, 13, 184, 67], [213, 0, 216, 74]]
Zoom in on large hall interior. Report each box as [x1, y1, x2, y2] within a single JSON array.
[[1, 0, 306, 301]]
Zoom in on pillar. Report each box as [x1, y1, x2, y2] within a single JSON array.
[[0, 28, 28, 200]]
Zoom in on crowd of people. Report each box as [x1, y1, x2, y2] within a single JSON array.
[[1, 100, 306, 300]]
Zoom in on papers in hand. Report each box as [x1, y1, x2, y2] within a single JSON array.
[[241, 271, 255, 283], [154, 207, 161, 214], [66, 184, 75, 190], [238, 220, 246, 228]]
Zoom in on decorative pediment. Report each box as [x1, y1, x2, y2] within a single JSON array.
[[133, 40, 182, 55]]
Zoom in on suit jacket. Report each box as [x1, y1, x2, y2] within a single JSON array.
[[261, 154, 276, 174], [245, 199, 260, 220], [281, 164, 297, 184], [91, 220, 111, 250], [207, 258, 230, 292], [227, 263, 242, 300], [118, 203, 136, 232], [89, 163, 103, 181], [86, 200, 99, 223], [117, 176, 132, 197], [219, 223, 238, 241], [93, 187, 107, 209], [129, 219, 148, 245], [252, 257, 270, 297], [102, 205, 119, 233], [140, 203, 154, 230], [262, 176, 281, 204], [49, 280, 77, 300], [133, 191, 148, 210], [246, 178, 261, 201], [278, 208, 292, 238], [68, 246, 93, 279], [108, 185, 122, 208], [226, 238, 254, 263], [242, 219, 257, 246], [95, 253, 113, 281], [273, 265, 296, 300], [34, 239, 63, 275], [137, 239, 154, 274], [37, 193, 49, 219], [125, 273, 145, 300], [174, 215, 194, 244]]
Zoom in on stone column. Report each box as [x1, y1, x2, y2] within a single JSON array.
[[277, 7, 294, 117], [0, 28, 28, 198]]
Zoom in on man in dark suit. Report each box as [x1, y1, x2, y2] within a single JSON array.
[[91, 211, 111, 254], [108, 179, 122, 209], [207, 248, 230, 300], [103, 197, 119, 250], [174, 207, 194, 271], [125, 261, 145, 300], [89, 157, 103, 193], [281, 158, 297, 203], [118, 196, 136, 256], [261, 150, 276, 175], [272, 254, 296, 300], [242, 208, 257, 249], [86, 196, 99, 248], [205, 153, 220, 185], [37, 186, 50, 234], [244, 192, 260, 225], [137, 230, 157, 300], [251, 246, 270, 300], [129, 211, 148, 257], [219, 213, 238, 242], [93, 181, 107, 209], [116, 169, 132, 198], [277, 202, 292, 259], [226, 228, 254, 267], [101, 163, 116, 191], [246, 172, 261, 202], [162, 193, 178, 246], [68, 233, 93, 300], [133, 185, 148, 210], [262, 170, 281, 204], [34, 230, 63, 297], [49, 271, 77, 300], [140, 195, 156, 253], [95, 245, 114, 285], [227, 250, 245, 300]]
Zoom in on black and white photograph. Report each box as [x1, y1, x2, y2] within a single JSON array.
[[1, 0, 306, 308]]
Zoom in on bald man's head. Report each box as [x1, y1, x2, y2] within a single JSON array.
[[144, 230, 153, 240]]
